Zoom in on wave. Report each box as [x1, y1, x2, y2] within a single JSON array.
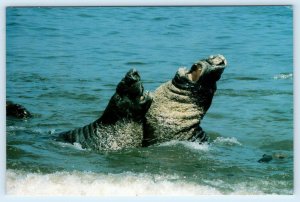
[[285, 6, 293, 10], [77, 13, 96, 18], [154, 137, 241, 151], [157, 140, 210, 152], [202, 178, 292, 195], [273, 73, 293, 80], [125, 61, 148, 66], [38, 91, 99, 101], [6, 126, 51, 136], [152, 16, 169, 21], [7, 126, 26, 132], [6, 169, 292, 195], [213, 137, 242, 146], [259, 139, 293, 151], [6, 169, 220, 196], [220, 89, 292, 97], [12, 73, 49, 83], [232, 76, 262, 81], [56, 142, 87, 151]]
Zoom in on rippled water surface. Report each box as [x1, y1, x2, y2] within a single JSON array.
[[6, 6, 293, 195]]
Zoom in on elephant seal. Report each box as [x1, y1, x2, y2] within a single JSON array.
[[143, 55, 227, 146], [258, 154, 273, 163], [6, 101, 32, 119], [57, 69, 152, 151], [257, 153, 286, 163]]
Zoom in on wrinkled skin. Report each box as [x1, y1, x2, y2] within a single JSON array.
[[143, 55, 227, 146], [6, 101, 32, 119], [57, 69, 152, 151]]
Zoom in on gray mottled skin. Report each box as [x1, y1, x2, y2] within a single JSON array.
[[57, 69, 152, 151], [143, 55, 227, 146]]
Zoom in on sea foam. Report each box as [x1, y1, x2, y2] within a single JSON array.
[[157, 140, 210, 151], [273, 73, 293, 80], [7, 169, 291, 195], [213, 137, 242, 146], [57, 142, 87, 151], [6, 169, 220, 196]]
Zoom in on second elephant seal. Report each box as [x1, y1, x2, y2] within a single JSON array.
[[57, 69, 152, 151], [143, 55, 227, 146]]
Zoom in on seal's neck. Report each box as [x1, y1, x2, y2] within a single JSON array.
[[171, 67, 216, 115]]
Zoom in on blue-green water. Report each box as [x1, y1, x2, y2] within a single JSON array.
[[6, 6, 293, 195]]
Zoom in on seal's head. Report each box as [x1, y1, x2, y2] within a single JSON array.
[[100, 68, 152, 124], [191, 54, 227, 112], [172, 54, 227, 114], [6, 101, 32, 119], [192, 54, 227, 86]]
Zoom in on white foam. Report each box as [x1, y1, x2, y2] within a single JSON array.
[[6, 126, 45, 135], [7, 169, 291, 196], [48, 129, 56, 135], [202, 179, 292, 195], [213, 137, 242, 146], [57, 142, 87, 151], [6, 169, 220, 196], [157, 140, 210, 151], [6, 126, 26, 131], [6, 126, 26, 136], [273, 73, 293, 80]]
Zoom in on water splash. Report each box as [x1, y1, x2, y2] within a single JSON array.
[[5, 169, 221, 195], [273, 73, 293, 80], [7, 169, 292, 195], [57, 142, 87, 151], [213, 137, 242, 146], [7, 126, 26, 132], [157, 140, 210, 151]]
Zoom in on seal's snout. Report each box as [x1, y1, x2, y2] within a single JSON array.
[[124, 69, 141, 85], [125, 68, 141, 84], [207, 54, 227, 67]]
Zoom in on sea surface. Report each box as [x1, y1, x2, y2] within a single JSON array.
[[5, 6, 293, 195]]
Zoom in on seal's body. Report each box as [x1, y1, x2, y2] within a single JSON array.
[[57, 69, 152, 151], [143, 55, 227, 146]]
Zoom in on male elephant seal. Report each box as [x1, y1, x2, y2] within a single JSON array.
[[143, 55, 227, 146], [57, 69, 152, 151], [6, 101, 32, 119]]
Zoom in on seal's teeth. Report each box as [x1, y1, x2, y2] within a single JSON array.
[[140, 96, 145, 101]]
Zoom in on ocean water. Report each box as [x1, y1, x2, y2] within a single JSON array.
[[6, 6, 293, 195]]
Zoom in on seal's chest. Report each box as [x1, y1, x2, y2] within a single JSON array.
[[95, 120, 143, 150], [145, 81, 203, 143]]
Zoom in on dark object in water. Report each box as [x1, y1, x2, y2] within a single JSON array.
[[273, 153, 286, 159], [258, 154, 273, 163], [57, 69, 152, 151], [6, 101, 32, 119]]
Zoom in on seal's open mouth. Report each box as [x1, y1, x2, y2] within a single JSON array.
[[195, 54, 227, 83]]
